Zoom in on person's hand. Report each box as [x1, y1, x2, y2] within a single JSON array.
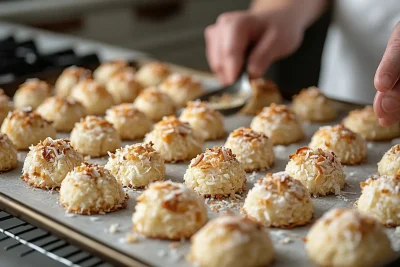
[[374, 22, 400, 126], [205, 8, 306, 85]]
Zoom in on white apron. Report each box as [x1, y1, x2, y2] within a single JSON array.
[[319, 0, 400, 104]]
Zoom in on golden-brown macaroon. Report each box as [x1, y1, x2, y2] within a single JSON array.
[[133, 87, 175, 122], [13, 79, 52, 109], [179, 101, 225, 141], [36, 96, 86, 132], [0, 88, 13, 124], [242, 172, 313, 228], [59, 162, 128, 215], [309, 124, 367, 165], [132, 181, 207, 239], [144, 116, 203, 162], [241, 78, 282, 115], [250, 104, 304, 145], [292, 86, 337, 122], [93, 60, 129, 85], [70, 116, 121, 157], [55, 66, 92, 97], [21, 138, 83, 189], [105, 142, 165, 188], [378, 144, 400, 176], [306, 208, 394, 267], [70, 79, 114, 115], [224, 127, 274, 172], [0, 108, 56, 150], [105, 68, 142, 104], [135, 61, 170, 87], [343, 106, 400, 141], [0, 133, 18, 172], [105, 103, 152, 140], [189, 214, 275, 267], [285, 147, 345, 196], [159, 73, 204, 107], [358, 174, 400, 227], [184, 146, 246, 198]]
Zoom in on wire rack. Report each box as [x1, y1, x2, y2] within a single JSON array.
[[0, 210, 112, 267]]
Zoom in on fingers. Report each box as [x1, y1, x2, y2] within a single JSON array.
[[374, 22, 400, 92], [205, 25, 224, 82], [374, 82, 400, 125], [247, 29, 277, 78]]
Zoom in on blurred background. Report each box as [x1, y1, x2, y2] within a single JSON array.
[[0, 0, 332, 98]]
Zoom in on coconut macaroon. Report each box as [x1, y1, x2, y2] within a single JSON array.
[[55, 66, 92, 97], [70, 79, 114, 115], [13, 79, 52, 109], [105, 68, 142, 104], [144, 116, 203, 162], [36, 96, 86, 132], [309, 124, 367, 165], [343, 106, 400, 141], [0, 133, 18, 172], [59, 162, 128, 215], [250, 104, 304, 145], [133, 87, 175, 122], [241, 78, 282, 115], [0, 108, 56, 150], [0, 88, 13, 124], [70, 116, 121, 157], [189, 214, 275, 267], [93, 60, 129, 85], [285, 147, 345, 196], [224, 127, 274, 172], [21, 138, 83, 189], [105, 142, 165, 188], [179, 101, 225, 141], [105, 103, 152, 140], [135, 61, 170, 87], [132, 181, 207, 239], [184, 146, 246, 198], [242, 172, 313, 228], [378, 144, 400, 175], [306, 208, 394, 267], [159, 73, 204, 107], [357, 175, 400, 227], [292, 86, 337, 122]]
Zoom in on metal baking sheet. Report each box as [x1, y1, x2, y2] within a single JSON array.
[[1, 113, 400, 267]]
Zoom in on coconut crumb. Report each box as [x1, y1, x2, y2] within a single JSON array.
[[64, 213, 76, 218], [125, 232, 138, 243], [169, 242, 181, 249], [280, 237, 294, 244], [108, 223, 120, 234], [89, 217, 100, 222]]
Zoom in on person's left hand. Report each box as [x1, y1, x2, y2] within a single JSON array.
[[374, 22, 400, 126]]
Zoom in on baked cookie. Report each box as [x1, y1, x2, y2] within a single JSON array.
[[189, 214, 275, 267], [144, 116, 203, 162], [36, 96, 86, 132], [13, 79, 52, 109], [0, 133, 17, 172], [70, 116, 121, 157], [0, 89, 13, 124], [306, 208, 393, 267], [378, 144, 400, 175], [59, 162, 128, 215], [132, 181, 207, 239], [285, 147, 345, 196], [93, 60, 129, 85], [105, 103, 152, 140], [135, 61, 170, 87], [179, 101, 225, 140], [22, 138, 83, 189], [105, 68, 142, 104], [55, 66, 92, 97], [250, 104, 304, 145], [184, 146, 246, 198], [224, 127, 274, 172], [309, 124, 367, 165], [105, 142, 165, 188], [242, 172, 313, 228]]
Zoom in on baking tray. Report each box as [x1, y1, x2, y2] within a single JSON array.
[[1, 107, 400, 266]]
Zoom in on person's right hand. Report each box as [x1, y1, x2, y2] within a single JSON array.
[[205, 9, 305, 85]]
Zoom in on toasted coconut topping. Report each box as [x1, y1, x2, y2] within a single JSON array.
[[18, 78, 51, 93], [190, 146, 237, 168], [154, 116, 192, 142], [347, 106, 376, 121], [230, 127, 268, 142], [256, 172, 308, 199], [319, 209, 379, 237], [74, 79, 109, 95], [77, 116, 115, 132], [208, 214, 263, 233], [30, 137, 75, 163], [293, 86, 328, 102], [100, 60, 128, 70], [162, 73, 200, 89], [250, 78, 278, 93], [71, 162, 112, 180], [60, 66, 92, 80], [7, 108, 51, 127], [142, 62, 170, 76], [109, 69, 139, 83], [137, 87, 172, 103], [41, 96, 81, 109], [257, 104, 296, 122], [106, 103, 142, 118], [360, 174, 400, 194], [108, 142, 158, 162], [387, 144, 400, 155], [181, 100, 220, 120], [314, 124, 357, 144]]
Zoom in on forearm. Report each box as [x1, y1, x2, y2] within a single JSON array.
[[250, 0, 328, 29]]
